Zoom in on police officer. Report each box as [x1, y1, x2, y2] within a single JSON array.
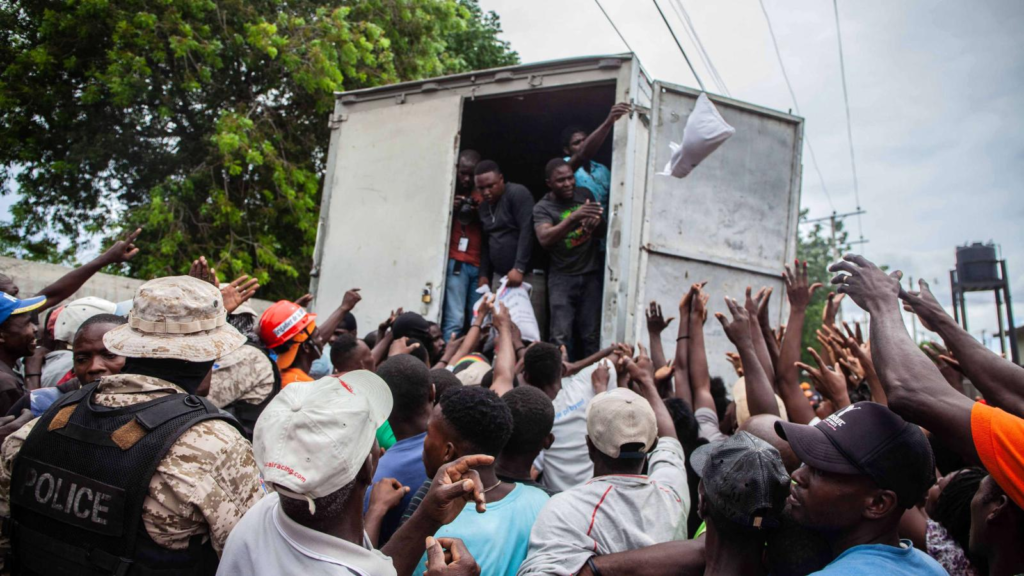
[[0, 276, 263, 575]]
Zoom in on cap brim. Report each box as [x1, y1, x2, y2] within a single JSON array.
[[11, 295, 46, 315], [334, 370, 393, 428], [103, 323, 246, 362], [690, 442, 714, 478], [775, 420, 861, 475]]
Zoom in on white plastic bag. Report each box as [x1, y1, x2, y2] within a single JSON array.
[[659, 92, 735, 178], [471, 276, 541, 343]]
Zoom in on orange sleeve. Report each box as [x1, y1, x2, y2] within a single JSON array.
[[280, 368, 314, 389], [971, 402, 1024, 509]]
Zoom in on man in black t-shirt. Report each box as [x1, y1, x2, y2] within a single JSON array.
[[533, 158, 605, 359]]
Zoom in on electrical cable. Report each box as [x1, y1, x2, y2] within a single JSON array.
[[832, 0, 864, 240], [758, 0, 835, 212], [652, 0, 706, 92], [669, 0, 731, 97], [592, 0, 635, 54]]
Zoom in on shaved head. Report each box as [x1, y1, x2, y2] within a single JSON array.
[[740, 414, 801, 474]]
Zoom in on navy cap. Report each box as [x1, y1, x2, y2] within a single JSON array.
[[775, 402, 935, 508], [0, 292, 46, 325]]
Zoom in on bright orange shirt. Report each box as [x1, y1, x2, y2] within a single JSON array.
[[281, 368, 313, 388], [971, 402, 1024, 508]]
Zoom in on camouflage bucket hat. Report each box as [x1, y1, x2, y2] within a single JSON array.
[[103, 276, 246, 362]]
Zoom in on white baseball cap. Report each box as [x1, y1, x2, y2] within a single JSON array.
[[54, 296, 118, 343], [586, 388, 657, 458], [253, 371, 393, 513]]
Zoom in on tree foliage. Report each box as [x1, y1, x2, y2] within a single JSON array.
[[0, 0, 518, 299], [795, 209, 851, 364]]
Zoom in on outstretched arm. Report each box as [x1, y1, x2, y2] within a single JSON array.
[[567, 103, 631, 171], [490, 303, 516, 396], [776, 260, 819, 424], [671, 289, 694, 407], [687, 284, 715, 414], [717, 297, 780, 418], [620, 344, 677, 440], [830, 255, 978, 463], [316, 288, 361, 347], [646, 301, 674, 371], [38, 228, 142, 304], [903, 279, 1024, 418]]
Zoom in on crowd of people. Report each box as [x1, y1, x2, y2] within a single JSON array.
[[0, 110, 1021, 575]]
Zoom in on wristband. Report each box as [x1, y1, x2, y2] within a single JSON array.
[[586, 557, 602, 576], [24, 373, 41, 378], [676, 335, 690, 341]]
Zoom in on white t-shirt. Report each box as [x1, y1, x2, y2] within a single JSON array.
[[517, 437, 690, 576], [219, 493, 397, 576], [534, 362, 617, 492]]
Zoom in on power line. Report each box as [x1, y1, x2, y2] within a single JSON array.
[[592, 0, 635, 54], [668, 0, 731, 97], [652, 0, 707, 92], [832, 0, 864, 241], [757, 0, 835, 212]]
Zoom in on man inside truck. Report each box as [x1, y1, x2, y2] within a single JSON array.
[[534, 158, 605, 359], [561, 102, 631, 215], [442, 150, 484, 342]]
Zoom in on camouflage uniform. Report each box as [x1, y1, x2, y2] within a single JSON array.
[[208, 345, 275, 409], [0, 373, 263, 561]]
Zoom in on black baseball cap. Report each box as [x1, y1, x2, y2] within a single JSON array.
[[691, 431, 790, 529], [775, 402, 935, 509]]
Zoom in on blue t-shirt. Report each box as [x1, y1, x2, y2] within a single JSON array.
[[812, 539, 947, 575], [411, 483, 549, 576], [363, 431, 428, 545], [564, 157, 611, 214]]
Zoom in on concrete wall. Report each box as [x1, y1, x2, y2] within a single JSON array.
[[0, 256, 273, 313]]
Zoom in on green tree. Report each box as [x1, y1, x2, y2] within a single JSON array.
[[0, 0, 518, 298], [795, 209, 851, 364]]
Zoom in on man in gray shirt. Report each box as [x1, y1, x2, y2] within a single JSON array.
[[517, 351, 689, 576]]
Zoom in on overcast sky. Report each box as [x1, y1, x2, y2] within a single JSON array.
[[481, 0, 1024, 351]]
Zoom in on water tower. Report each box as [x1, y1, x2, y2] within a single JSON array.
[[949, 242, 1018, 364]]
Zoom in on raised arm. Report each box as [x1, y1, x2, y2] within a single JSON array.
[[564, 344, 619, 377], [316, 288, 361, 347], [775, 261, 819, 424], [567, 103, 631, 171], [717, 297, 780, 418], [757, 287, 781, 370], [903, 279, 1024, 418], [37, 228, 141, 304], [534, 201, 602, 249], [671, 290, 693, 407], [490, 303, 516, 396], [620, 344, 677, 440], [829, 254, 978, 463], [744, 287, 776, 386], [687, 284, 715, 413], [448, 296, 494, 363], [646, 301, 674, 371]]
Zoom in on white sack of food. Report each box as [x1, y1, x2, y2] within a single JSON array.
[[659, 92, 735, 178]]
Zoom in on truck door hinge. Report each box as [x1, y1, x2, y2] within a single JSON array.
[[528, 75, 544, 87], [394, 93, 407, 105], [328, 114, 347, 129]]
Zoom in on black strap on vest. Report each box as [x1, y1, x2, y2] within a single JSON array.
[[9, 381, 243, 576], [223, 343, 281, 438]]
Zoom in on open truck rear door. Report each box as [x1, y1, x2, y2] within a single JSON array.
[[635, 82, 803, 379], [310, 93, 463, 326]]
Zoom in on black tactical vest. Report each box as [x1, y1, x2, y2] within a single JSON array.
[[8, 381, 244, 576], [223, 343, 281, 439]]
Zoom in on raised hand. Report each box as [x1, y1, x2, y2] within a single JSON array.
[[783, 259, 822, 310], [389, 337, 421, 357], [492, 301, 512, 331], [822, 292, 846, 327], [342, 288, 362, 310], [756, 287, 773, 327], [646, 301, 674, 335], [102, 228, 142, 265], [221, 275, 259, 313], [294, 293, 314, 308], [380, 307, 404, 334], [188, 256, 219, 287], [725, 351, 744, 377], [715, 297, 753, 347], [828, 254, 902, 314], [369, 478, 410, 513], [607, 102, 632, 123], [796, 347, 851, 409], [592, 361, 611, 394], [419, 454, 495, 524], [900, 279, 947, 333]]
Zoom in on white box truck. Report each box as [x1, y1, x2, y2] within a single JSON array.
[[310, 53, 803, 379]]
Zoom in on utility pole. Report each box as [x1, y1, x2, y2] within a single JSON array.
[[801, 209, 869, 324]]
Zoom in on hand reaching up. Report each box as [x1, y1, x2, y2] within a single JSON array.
[[783, 259, 822, 311]]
